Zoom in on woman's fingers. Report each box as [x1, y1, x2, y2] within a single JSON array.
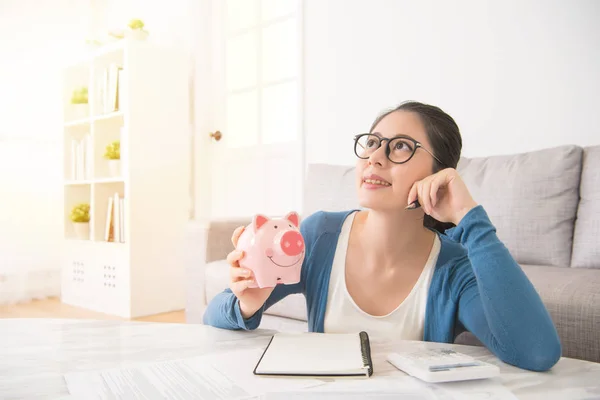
[[430, 174, 444, 208], [408, 172, 448, 213], [226, 249, 244, 268], [420, 179, 433, 214], [408, 182, 419, 206], [227, 249, 253, 288], [231, 279, 253, 294], [231, 226, 245, 247], [230, 265, 253, 282]]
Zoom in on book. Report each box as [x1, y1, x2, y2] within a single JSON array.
[[253, 331, 373, 378], [71, 140, 76, 180], [70, 134, 91, 180], [101, 63, 122, 114], [113, 192, 120, 243], [105, 196, 114, 241], [119, 197, 124, 242]]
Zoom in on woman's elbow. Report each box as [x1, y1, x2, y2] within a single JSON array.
[[512, 337, 562, 372]]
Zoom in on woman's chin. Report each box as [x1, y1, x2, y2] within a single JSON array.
[[358, 194, 390, 210]]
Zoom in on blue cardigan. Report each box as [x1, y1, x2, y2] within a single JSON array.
[[203, 206, 562, 372]]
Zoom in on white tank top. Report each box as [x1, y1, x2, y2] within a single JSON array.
[[323, 211, 440, 340]]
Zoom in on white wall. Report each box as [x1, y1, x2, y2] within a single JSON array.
[[304, 0, 600, 166]]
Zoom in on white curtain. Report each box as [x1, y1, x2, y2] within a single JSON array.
[[0, 0, 194, 304], [0, 0, 89, 304]]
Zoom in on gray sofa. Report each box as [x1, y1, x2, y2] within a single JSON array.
[[187, 144, 600, 364]]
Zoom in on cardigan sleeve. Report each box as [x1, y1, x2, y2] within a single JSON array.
[[446, 205, 562, 371], [202, 212, 323, 330], [201, 284, 301, 330]]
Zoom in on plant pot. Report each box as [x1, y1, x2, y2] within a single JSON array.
[[127, 29, 149, 41], [73, 222, 90, 240], [71, 103, 88, 120], [108, 159, 121, 177]]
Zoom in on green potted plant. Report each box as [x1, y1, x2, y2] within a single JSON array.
[[104, 140, 121, 177], [70, 86, 88, 119], [126, 18, 148, 40], [70, 203, 90, 240]]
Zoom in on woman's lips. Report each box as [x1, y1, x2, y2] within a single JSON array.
[[362, 178, 391, 189]]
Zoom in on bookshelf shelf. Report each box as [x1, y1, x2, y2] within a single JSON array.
[[64, 179, 127, 186], [60, 40, 190, 318], [94, 177, 125, 184], [65, 118, 90, 127], [64, 180, 93, 186], [93, 110, 124, 122]]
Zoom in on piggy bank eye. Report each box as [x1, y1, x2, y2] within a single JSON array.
[[274, 225, 278, 229], [289, 224, 292, 228]]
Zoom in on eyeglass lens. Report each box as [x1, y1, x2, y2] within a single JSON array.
[[355, 134, 416, 163]]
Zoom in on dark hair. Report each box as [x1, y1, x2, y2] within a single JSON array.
[[369, 101, 463, 233]]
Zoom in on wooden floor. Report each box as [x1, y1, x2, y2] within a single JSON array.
[[0, 297, 186, 323]]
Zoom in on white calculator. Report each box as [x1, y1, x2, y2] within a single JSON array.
[[387, 348, 500, 383]]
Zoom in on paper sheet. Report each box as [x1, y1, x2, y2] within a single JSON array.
[[64, 348, 325, 400], [261, 376, 519, 400], [426, 378, 519, 400], [262, 376, 436, 400]]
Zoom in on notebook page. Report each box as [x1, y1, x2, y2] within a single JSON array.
[[256, 332, 366, 375]]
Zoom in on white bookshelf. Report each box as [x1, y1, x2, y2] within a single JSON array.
[[60, 40, 190, 318]]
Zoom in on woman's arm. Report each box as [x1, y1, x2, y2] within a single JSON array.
[[448, 205, 562, 371], [202, 211, 324, 330], [202, 283, 301, 330], [409, 168, 561, 371]]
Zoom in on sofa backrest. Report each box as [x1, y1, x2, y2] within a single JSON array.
[[570, 145, 600, 268], [457, 145, 583, 268], [303, 145, 587, 268]]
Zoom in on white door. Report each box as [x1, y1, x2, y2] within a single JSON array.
[[192, 0, 304, 221]]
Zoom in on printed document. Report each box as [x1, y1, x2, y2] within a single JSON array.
[[64, 348, 325, 400]]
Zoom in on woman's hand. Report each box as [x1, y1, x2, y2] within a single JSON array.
[[227, 226, 275, 319], [407, 168, 478, 225]]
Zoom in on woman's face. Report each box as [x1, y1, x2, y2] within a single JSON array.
[[356, 110, 436, 212]]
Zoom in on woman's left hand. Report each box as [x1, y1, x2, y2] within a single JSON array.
[[407, 168, 478, 225]]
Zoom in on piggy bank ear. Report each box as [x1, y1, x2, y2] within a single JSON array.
[[284, 211, 300, 227], [253, 214, 269, 232]]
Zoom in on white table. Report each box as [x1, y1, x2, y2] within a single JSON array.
[[0, 319, 598, 399]]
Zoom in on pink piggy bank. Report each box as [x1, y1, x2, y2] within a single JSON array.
[[236, 211, 305, 288]]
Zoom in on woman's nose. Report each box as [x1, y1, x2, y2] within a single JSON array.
[[368, 143, 387, 166]]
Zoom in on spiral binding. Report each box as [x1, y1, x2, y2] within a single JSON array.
[[359, 331, 374, 377]]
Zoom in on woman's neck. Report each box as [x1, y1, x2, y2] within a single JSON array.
[[355, 208, 435, 273]]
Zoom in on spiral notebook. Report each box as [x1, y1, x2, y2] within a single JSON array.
[[253, 331, 373, 378]]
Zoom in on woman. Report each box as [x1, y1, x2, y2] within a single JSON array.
[[203, 101, 561, 372]]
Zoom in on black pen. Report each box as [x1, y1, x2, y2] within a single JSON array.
[[405, 199, 421, 210]]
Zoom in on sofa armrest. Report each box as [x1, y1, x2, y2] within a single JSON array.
[[205, 218, 252, 263], [185, 218, 251, 324]]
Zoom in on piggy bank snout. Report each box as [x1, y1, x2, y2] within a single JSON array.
[[279, 230, 304, 256]]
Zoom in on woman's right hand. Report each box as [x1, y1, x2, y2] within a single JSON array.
[[228, 226, 275, 319]]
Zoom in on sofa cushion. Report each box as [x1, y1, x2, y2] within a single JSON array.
[[204, 260, 308, 322], [571, 145, 600, 268], [520, 264, 600, 363], [457, 145, 582, 267], [455, 264, 600, 363]]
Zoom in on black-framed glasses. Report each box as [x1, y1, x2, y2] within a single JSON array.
[[353, 133, 445, 165]]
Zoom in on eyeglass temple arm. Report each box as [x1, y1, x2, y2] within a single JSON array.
[[417, 143, 445, 166]]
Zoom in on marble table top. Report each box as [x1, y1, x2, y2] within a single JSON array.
[[0, 319, 598, 399]]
